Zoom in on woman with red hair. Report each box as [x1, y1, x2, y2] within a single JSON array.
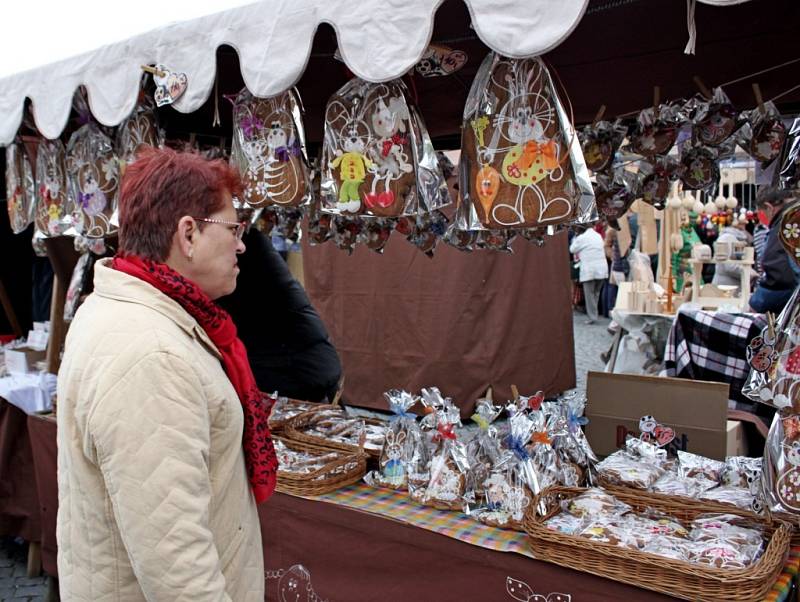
[[56, 147, 274, 600]]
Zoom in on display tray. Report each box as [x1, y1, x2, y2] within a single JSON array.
[[523, 486, 791, 602], [275, 436, 367, 496]]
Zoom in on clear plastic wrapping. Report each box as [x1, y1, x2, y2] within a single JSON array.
[[230, 87, 312, 209], [116, 97, 162, 164], [34, 139, 71, 237], [364, 389, 423, 491], [411, 396, 469, 511], [321, 78, 448, 218], [66, 123, 120, 239], [458, 53, 595, 231], [5, 142, 35, 234], [580, 119, 626, 173]]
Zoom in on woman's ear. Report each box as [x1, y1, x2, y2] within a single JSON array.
[[175, 216, 197, 260]]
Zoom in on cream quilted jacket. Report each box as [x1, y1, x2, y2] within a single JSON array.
[[57, 259, 264, 601]]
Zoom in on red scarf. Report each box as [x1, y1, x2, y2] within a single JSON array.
[[112, 255, 276, 503]]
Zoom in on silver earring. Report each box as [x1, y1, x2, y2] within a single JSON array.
[[188, 250, 194, 262]]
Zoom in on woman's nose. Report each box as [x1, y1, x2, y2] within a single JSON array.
[[236, 238, 246, 254]]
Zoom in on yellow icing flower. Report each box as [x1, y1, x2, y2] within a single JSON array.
[[471, 116, 489, 147], [48, 203, 61, 222]]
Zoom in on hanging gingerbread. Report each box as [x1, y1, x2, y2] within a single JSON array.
[[231, 88, 311, 209], [630, 105, 682, 158], [680, 145, 719, 190], [5, 142, 35, 234], [116, 96, 162, 165], [67, 123, 120, 239], [460, 54, 593, 230], [35, 139, 70, 237], [580, 119, 626, 173], [321, 79, 419, 217]]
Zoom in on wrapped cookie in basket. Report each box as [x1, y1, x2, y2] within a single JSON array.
[[471, 412, 538, 530], [458, 53, 594, 232], [411, 397, 469, 511], [66, 122, 120, 239], [364, 389, 423, 491], [549, 393, 598, 486], [5, 141, 35, 234], [466, 395, 503, 501], [528, 409, 562, 492], [230, 87, 312, 210], [321, 78, 447, 218], [35, 138, 72, 237]]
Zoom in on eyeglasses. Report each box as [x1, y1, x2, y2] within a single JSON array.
[[193, 217, 248, 240]]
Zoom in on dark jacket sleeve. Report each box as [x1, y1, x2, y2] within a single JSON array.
[[218, 229, 342, 401]]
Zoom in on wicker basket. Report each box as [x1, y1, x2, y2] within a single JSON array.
[[275, 436, 367, 496], [268, 399, 331, 433], [523, 486, 792, 602], [284, 409, 386, 458], [598, 476, 800, 546]]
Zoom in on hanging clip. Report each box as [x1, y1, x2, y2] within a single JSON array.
[[141, 64, 167, 78], [752, 82, 766, 115], [591, 104, 607, 127], [692, 76, 712, 100], [653, 86, 661, 118]]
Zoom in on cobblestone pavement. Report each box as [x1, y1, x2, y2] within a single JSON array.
[[0, 539, 50, 601], [0, 311, 611, 600]]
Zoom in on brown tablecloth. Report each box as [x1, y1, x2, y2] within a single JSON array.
[[27, 413, 58, 576], [26, 417, 675, 600], [0, 399, 41, 542], [302, 232, 576, 415], [259, 493, 674, 602]]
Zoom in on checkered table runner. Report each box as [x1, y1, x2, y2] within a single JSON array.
[[303, 482, 533, 558], [296, 484, 798, 599], [664, 307, 767, 408]]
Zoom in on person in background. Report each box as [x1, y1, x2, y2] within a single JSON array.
[[671, 210, 702, 292], [570, 224, 609, 324], [219, 226, 342, 402], [711, 219, 752, 293], [56, 148, 271, 600], [750, 187, 799, 314], [753, 218, 769, 275]]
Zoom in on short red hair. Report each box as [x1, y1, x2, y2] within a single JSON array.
[[118, 147, 243, 261]]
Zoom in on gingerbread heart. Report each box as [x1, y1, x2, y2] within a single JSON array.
[[416, 44, 467, 78], [153, 65, 188, 107], [654, 425, 675, 446]]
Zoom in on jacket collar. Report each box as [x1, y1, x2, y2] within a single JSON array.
[[92, 259, 221, 359]]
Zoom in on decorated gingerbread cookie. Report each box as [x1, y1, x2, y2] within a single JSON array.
[[67, 123, 120, 239], [231, 88, 311, 209], [35, 139, 70, 237], [461, 54, 587, 230], [5, 142, 35, 234]]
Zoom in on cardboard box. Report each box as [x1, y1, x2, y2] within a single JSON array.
[[726, 420, 748, 457], [585, 371, 729, 460], [5, 346, 47, 374]]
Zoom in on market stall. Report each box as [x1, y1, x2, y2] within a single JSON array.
[[2, 0, 800, 600]]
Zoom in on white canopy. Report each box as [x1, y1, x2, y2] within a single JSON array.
[[0, 0, 594, 145]]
